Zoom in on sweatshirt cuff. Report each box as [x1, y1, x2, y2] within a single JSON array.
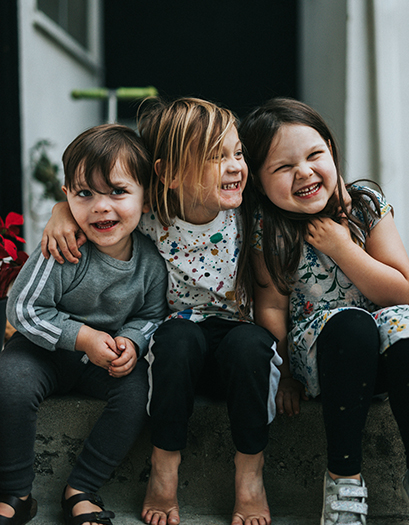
[[56, 320, 83, 351]]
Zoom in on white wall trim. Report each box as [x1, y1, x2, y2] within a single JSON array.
[[33, 3, 102, 73]]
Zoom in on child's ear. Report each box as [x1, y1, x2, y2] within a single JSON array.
[[62, 186, 68, 196], [142, 198, 151, 213], [328, 139, 334, 157], [154, 159, 179, 189]]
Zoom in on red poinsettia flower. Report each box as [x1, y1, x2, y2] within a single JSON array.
[[0, 212, 28, 299], [0, 212, 26, 261], [0, 251, 29, 299]]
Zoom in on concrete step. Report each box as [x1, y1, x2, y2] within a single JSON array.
[[25, 511, 409, 525], [31, 394, 409, 523]]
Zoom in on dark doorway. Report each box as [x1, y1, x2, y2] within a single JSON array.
[[0, 1, 23, 218], [104, 1, 299, 121]]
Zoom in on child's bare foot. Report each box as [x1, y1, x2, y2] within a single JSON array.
[[142, 447, 181, 525], [231, 451, 271, 525]]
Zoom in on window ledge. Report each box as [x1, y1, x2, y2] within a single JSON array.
[[33, 9, 102, 73]]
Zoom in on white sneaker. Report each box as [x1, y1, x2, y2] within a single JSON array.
[[321, 471, 368, 524]]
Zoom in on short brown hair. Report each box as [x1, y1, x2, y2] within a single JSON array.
[[63, 123, 151, 192]]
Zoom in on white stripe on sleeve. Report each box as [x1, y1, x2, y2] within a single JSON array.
[[16, 254, 62, 344]]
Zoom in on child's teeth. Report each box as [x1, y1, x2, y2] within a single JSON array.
[[297, 183, 319, 196], [223, 183, 238, 189], [96, 221, 114, 229]]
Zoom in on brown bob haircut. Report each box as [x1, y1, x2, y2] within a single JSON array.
[[63, 123, 151, 192]]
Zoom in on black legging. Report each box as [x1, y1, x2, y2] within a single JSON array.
[[317, 309, 409, 476], [378, 338, 409, 469]]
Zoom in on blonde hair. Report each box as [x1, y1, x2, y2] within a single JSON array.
[[137, 97, 237, 226]]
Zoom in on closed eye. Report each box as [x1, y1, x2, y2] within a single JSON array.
[[274, 164, 291, 173], [308, 150, 324, 160]]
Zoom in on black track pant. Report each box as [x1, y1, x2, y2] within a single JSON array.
[[145, 317, 279, 454], [317, 309, 409, 475]]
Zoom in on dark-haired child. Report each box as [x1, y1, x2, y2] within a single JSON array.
[[0, 124, 169, 525], [238, 97, 409, 524]]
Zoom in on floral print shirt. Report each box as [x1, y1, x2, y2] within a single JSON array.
[[255, 186, 409, 397]]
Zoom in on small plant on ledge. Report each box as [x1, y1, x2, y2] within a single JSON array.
[[31, 140, 65, 202], [0, 212, 28, 300]]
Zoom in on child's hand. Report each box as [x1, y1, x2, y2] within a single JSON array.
[[109, 337, 138, 378], [41, 201, 86, 264], [76, 325, 120, 369], [276, 377, 308, 416], [305, 217, 352, 258]]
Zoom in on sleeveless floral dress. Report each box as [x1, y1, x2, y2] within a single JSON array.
[[255, 186, 409, 397]]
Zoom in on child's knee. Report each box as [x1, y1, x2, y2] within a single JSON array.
[[320, 310, 379, 360], [0, 368, 39, 411], [0, 349, 46, 407], [151, 318, 206, 361], [219, 323, 276, 365]]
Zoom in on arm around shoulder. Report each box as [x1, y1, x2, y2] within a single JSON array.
[[41, 201, 86, 264]]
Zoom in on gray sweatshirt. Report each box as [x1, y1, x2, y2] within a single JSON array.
[[7, 231, 169, 357]]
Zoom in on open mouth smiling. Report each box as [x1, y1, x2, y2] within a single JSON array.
[[93, 220, 118, 230], [221, 182, 240, 190], [295, 182, 321, 197]]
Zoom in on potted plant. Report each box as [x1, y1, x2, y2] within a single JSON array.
[[0, 212, 28, 347]]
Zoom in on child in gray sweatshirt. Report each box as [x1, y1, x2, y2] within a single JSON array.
[[0, 124, 169, 525]]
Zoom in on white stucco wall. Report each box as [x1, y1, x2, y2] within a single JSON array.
[[299, 0, 347, 158], [18, 0, 104, 253], [300, 0, 409, 250], [346, 0, 409, 249]]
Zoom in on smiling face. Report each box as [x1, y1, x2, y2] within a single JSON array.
[[63, 159, 149, 260], [259, 124, 339, 215], [180, 126, 248, 224]]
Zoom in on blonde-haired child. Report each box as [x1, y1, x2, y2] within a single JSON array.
[[41, 98, 282, 525]]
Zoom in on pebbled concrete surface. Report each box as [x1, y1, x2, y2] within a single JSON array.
[[29, 395, 409, 524]]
